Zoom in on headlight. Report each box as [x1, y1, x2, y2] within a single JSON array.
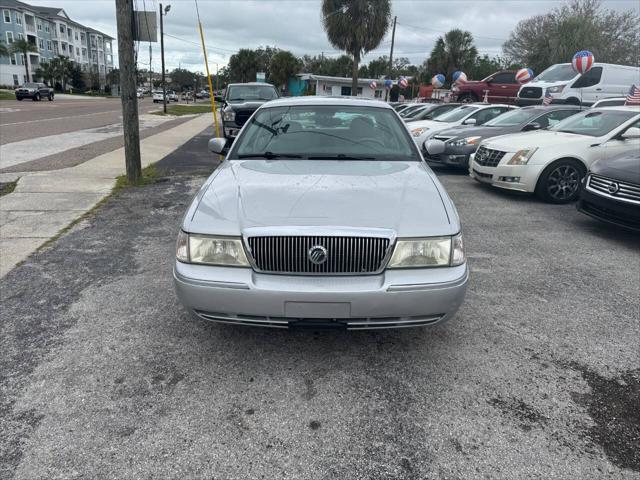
[[451, 136, 482, 147], [388, 233, 465, 268], [175, 232, 249, 267], [28, 88, 36, 92], [547, 85, 566, 93], [507, 148, 538, 165], [411, 127, 429, 137], [222, 111, 235, 122]]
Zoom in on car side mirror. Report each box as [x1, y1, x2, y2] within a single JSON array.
[[208, 137, 227, 154], [424, 139, 446, 155], [523, 122, 541, 131], [463, 118, 477, 125], [620, 126, 640, 140]]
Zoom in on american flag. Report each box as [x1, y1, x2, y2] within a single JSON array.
[[625, 84, 640, 105], [542, 88, 553, 106]]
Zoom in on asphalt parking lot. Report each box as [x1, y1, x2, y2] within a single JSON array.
[[1, 128, 638, 479]]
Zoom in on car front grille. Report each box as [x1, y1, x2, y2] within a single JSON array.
[[587, 175, 640, 204], [433, 135, 454, 142], [519, 86, 542, 99], [246, 235, 391, 274], [474, 146, 506, 167], [234, 109, 254, 126]]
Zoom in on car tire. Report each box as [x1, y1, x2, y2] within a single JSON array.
[[48, 94, 54, 101], [17, 97, 22, 101], [33, 93, 41, 101], [457, 93, 476, 103], [535, 159, 586, 204]]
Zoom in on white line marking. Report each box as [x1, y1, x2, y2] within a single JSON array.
[[0, 110, 122, 127]]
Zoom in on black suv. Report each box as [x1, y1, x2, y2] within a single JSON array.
[[15, 82, 55, 101], [220, 83, 279, 140]]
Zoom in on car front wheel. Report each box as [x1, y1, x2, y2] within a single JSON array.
[[16, 97, 23, 101], [33, 93, 41, 101], [457, 93, 476, 103], [536, 159, 585, 204], [48, 94, 54, 101]]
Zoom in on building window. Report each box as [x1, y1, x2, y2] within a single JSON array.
[[80, 32, 85, 43], [53, 43, 58, 54], [76, 47, 79, 55], [17, 33, 23, 40], [6, 31, 13, 43], [13, 74, 19, 86], [45, 23, 50, 33], [67, 28, 72, 38], [61, 43, 66, 52], [10, 54, 17, 65], [59, 24, 65, 33], [47, 40, 52, 51], [38, 38, 44, 49], [37, 21, 42, 31], [3, 9, 10, 23], [75, 32, 78, 40], [15, 13, 22, 25], [340, 86, 351, 96], [374, 89, 383, 98], [82, 48, 86, 57]]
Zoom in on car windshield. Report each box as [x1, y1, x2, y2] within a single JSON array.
[[232, 104, 419, 161], [434, 105, 479, 122], [485, 109, 539, 127], [23, 82, 40, 88], [534, 64, 577, 82], [550, 110, 637, 137], [227, 85, 278, 102], [399, 105, 423, 117]]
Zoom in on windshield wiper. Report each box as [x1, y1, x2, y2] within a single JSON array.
[[308, 154, 376, 160], [237, 152, 303, 159]]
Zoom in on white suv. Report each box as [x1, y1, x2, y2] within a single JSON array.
[[470, 106, 640, 203]]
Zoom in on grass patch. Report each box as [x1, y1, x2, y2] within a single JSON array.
[[0, 89, 15, 100], [152, 104, 213, 116], [114, 164, 160, 192], [0, 179, 18, 196]]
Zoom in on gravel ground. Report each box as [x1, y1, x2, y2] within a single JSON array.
[[1, 129, 638, 479]]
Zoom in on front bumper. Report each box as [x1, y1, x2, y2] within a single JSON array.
[[469, 157, 544, 193], [174, 261, 469, 329], [425, 145, 475, 167], [222, 121, 241, 139], [577, 188, 640, 232]]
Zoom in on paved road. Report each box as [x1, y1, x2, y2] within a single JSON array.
[[1, 129, 638, 479], [0, 96, 210, 174]]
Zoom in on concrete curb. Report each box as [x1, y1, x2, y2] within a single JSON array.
[[0, 113, 214, 278]]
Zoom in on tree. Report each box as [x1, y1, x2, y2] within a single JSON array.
[[35, 60, 57, 86], [322, 0, 391, 94], [269, 50, 301, 91], [228, 48, 259, 83], [52, 55, 72, 91], [70, 64, 85, 91], [106, 68, 119, 88], [169, 68, 196, 91], [10, 38, 38, 83], [503, 0, 639, 74], [427, 29, 478, 81], [0, 40, 9, 57]]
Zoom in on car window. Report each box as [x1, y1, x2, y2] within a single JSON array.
[[233, 105, 419, 161], [413, 104, 457, 120], [434, 105, 479, 122], [491, 72, 516, 84], [594, 99, 626, 107], [534, 64, 577, 82], [533, 109, 578, 129], [571, 67, 603, 88], [484, 108, 538, 127], [470, 107, 508, 125], [550, 110, 638, 137], [227, 85, 278, 102]]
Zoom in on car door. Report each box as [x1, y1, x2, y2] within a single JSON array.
[[570, 67, 604, 105], [587, 119, 640, 167], [487, 72, 519, 103]]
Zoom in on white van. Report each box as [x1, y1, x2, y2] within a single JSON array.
[[516, 63, 640, 106]]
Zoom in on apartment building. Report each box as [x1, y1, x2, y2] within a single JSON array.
[[0, 0, 113, 88]]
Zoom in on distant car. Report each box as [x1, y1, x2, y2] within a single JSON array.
[[591, 97, 627, 108], [398, 104, 425, 118], [423, 105, 580, 168], [152, 91, 165, 103], [174, 96, 468, 329], [167, 90, 179, 102], [452, 71, 522, 104], [577, 151, 640, 231], [404, 103, 461, 123], [136, 91, 144, 99], [470, 106, 640, 203], [15, 82, 54, 101], [409, 103, 517, 147], [221, 82, 280, 140]]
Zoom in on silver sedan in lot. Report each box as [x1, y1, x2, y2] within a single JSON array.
[[173, 97, 468, 329]]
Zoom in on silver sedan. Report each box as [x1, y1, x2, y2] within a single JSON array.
[[173, 97, 468, 329]]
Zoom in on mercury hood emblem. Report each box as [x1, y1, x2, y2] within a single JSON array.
[[308, 245, 328, 265]]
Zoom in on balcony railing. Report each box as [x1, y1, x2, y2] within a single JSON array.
[[25, 24, 36, 33]]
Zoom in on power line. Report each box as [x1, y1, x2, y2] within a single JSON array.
[[396, 20, 508, 42]]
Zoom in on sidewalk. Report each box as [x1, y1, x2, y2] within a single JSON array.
[[0, 113, 213, 277]]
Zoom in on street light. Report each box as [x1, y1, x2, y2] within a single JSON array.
[[159, 3, 170, 113]]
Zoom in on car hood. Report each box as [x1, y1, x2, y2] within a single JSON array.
[[591, 153, 640, 184], [434, 124, 514, 140], [484, 130, 590, 151], [186, 160, 456, 237], [226, 100, 270, 110]]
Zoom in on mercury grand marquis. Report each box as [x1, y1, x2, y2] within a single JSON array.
[[173, 97, 468, 329]]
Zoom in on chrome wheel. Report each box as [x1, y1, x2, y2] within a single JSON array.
[[547, 164, 580, 201]]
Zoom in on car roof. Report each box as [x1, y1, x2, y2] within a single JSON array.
[[227, 82, 277, 87], [591, 105, 640, 113], [519, 105, 581, 111], [263, 96, 392, 109]]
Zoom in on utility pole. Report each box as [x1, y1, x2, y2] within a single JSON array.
[[386, 15, 397, 102], [115, 0, 141, 183], [148, 44, 152, 93], [159, 3, 167, 113]]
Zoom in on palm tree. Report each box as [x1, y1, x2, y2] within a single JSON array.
[[427, 30, 478, 79], [55, 55, 72, 91], [0, 40, 9, 58], [321, 0, 391, 94], [35, 59, 57, 86], [10, 38, 39, 83]]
